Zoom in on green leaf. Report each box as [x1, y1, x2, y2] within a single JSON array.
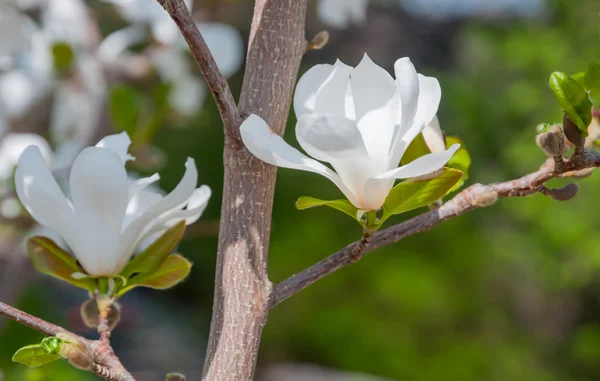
[[549, 72, 592, 136], [13, 338, 64, 368], [296, 196, 360, 222], [51, 42, 74, 73], [445, 136, 471, 192], [117, 254, 192, 297], [380, 168, 463, 224], [27, 237, 96, 292], [585, 62, 600, 106], [110, 85, 142, 135], [120, 221, 186, 280]]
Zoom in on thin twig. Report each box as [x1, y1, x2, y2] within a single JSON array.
[[0, 301, 137, 381], [157, 0, 242, 137], [271, 149, 600, 308]]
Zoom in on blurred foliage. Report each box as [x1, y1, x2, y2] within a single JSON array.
[[2, 0, 600, 380]]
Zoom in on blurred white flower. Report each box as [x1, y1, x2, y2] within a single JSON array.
[[0, 133, 52, 179], [0, 3, 36, 63], [317, 0, 369, 28], [15, 132, 211, 276], [241, 54, 458, 211]]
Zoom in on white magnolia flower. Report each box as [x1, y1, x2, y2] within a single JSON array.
[[240, 54, 459, 211], [317, 0, 369, 28], [15, 132, 211, 276], [0, 3, 36, 63]]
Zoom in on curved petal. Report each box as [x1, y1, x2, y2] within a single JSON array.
[[394, 57, 419, 130], [422, 115, 446, 153], [128, 173, 161, 202], [69, 147, 129, 276], [0, 133, 52, 179], [296, 113, 370, 161], [293, 64, 333, 118], [151, 17, 182, 46], [15, 146, 75, 244], [198, 22, 244, 79], [143, 185, 211, 237], [389, 73, 442, 166], [413, 74, 442, 133], [374, 144, 460, 180], [240, 114, 359, 205], [97, 25, 146, 64], [118, 157, 198, 259], [314, 60, 354, 117], [351, 54, 399, 161], [96, 132, 134, 164]]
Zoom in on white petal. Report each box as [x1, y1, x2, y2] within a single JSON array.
[[41, 0, 88, 47], [151, 18, 182, 46], [95, 132, 134, 164], [169, 76, 207, 116], [293, 64, 333, 118], [317, 0, 369, 28], [15, 146, 76, 247], [0, 70, 41, 117], [394, 57, 419, 129], [0, 133, 52, 179], [374, 144, 460, 180], [413, 74, 442, 134], [69, 147, 129, 276], [151, 47, 191, 82], [389, 73, 442, 166], [296, 113, 369, 162], [128, 173, 161, 202], [198, 22, 244, 79], [422, 115, 446, 153], [240, 114, 359, 205], [142, 185, 211, 239], [351, 54, 399, 161], [97, 25, 146, 64], [314, 60, 354, 117], [119, 157, 198, 259]]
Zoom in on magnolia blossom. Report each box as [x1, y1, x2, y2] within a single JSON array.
[[0, 133, 52, 179], [317, 0, 369, 28], [422, 115, 446, 153], [15, 132, 211, 276], [241, 55, 459, 211]]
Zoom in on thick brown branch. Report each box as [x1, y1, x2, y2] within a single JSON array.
[[271, 150, 600, 307], [0, 301, 136, 381], [157, 0, 242, 136]]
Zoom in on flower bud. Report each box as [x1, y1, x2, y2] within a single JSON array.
[[535, 125, 565, 156], [60, 343, 94, 371], [307, 31, 329, 51], [536, 125, 566, 156], [80, 299, 121, 331]]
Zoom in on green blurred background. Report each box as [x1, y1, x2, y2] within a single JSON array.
[[2, 0, 600, 380]]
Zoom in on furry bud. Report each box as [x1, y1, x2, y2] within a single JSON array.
[[536, 125, 565, 156], [80, 299, 121, 331], [307, 31, 329, 51]]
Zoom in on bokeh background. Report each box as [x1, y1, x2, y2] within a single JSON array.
[[1, 0, 600, 380]]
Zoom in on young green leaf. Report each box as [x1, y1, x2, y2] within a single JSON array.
[[296, 196, 360, 222], [400, 134, 430, 165], [445, 136, 471, 192], [380, 168, 463, 225], [585, 62, 600, 106], [120, 221, 186, 280], [13, 337, 64, 368], [549, 72, 592, 136], [117, 254, 192, 297], [27, 237, 96, 292]]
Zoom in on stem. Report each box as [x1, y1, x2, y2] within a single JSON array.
[[201, 1, 308, 380]]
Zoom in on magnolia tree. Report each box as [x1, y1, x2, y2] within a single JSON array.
[[0, 0, 599, 380]]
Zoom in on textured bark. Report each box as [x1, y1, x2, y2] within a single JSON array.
[[201, 1, 308, 380]]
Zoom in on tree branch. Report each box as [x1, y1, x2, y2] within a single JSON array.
[[271, 149, 600, 308], [0, 301, 136, 381], [157, 0, 242, 136], [200, 1, 309, 380]]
